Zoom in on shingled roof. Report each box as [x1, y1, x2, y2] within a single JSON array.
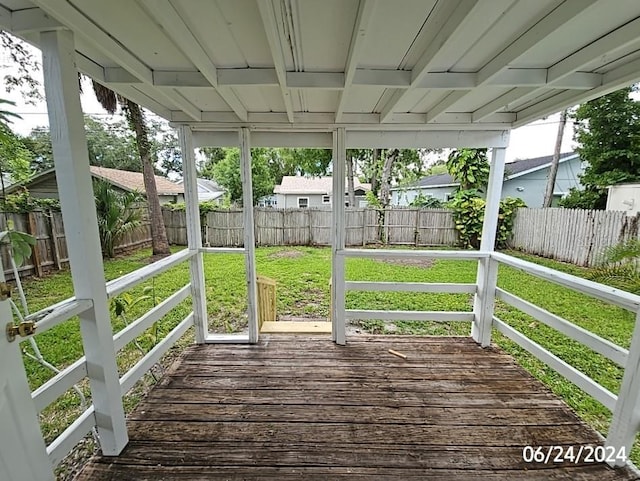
[[394, 152, 579, 190], [90, 166, 183, 196]]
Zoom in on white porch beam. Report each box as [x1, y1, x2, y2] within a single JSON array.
[[256, 0, 295, 123], [472, 87, 538, 122], [429, 0, 599, 122], [514, 55, 640, 128], [31, 0, 201, 121], [336, 0, 377, 122], [331, 128, 347, 345], [346, 130, 509, 149], [548, 16, 640, 85], [287, 72, 345, 89], [472, 147, 506, 347], [239, 128, 260, 344], [139, 0, 247, 121], [41, 29, 128, 455], [178, 126, 208, 344], [0, 6, 64, 34], [193, 131, 332, 149], [378, 0, 481, 123]]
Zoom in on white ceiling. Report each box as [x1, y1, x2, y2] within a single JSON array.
[[2, 0, 640, 133]]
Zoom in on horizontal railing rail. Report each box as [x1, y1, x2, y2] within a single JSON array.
[[340, 248, 489, 260], [25, 249, 196, 469], [106, 249, 195, 298]]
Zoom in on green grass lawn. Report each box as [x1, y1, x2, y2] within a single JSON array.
[[17, 245, 640, 469]]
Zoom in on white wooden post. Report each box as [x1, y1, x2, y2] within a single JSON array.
[[240, 128, 259, 343], [178, 125, 208, 343], [41, 29, 128, 454], [605, 308, 640, 467], [471, 147, 506, 347], [331, 128, 347, 345]]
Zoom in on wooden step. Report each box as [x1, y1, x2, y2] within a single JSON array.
[[260, 321, 332, 334]]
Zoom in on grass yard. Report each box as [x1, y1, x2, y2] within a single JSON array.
[[16, 245, 640, 472]]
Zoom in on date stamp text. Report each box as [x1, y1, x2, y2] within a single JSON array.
[[522, 445, 627, 464]]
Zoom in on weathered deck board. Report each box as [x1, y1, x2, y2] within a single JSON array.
[[76, 335, 639, 480]]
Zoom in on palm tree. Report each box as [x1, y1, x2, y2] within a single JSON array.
[[94, 179, 143, 258], [91, 81, 170, 257]]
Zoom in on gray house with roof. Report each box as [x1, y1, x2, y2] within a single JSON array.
[[391, 152, 583, 208]]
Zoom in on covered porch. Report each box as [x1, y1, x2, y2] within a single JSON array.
[[2, 1, 640, 480]]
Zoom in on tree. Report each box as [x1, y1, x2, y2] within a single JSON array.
[[91, 81, 171, 257], [212, 148, 274, 205], [446, 148, 489, 191], [561, 87, 640, 209], [93, 179, 143, 258], [198, 147, 226, 179], [0, 99, 32, 184], [1, 31, 42, 103], [543, 109, 568, 207]]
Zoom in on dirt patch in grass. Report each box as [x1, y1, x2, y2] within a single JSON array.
[[267, 249, 305, 259], [377, 257, 435, 269]]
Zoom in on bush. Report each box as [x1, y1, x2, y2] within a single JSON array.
[[448, 190, 525, 249], [0, 188, 60, 212], [409, 193, 443, 208], [558, 187, 607, 210]]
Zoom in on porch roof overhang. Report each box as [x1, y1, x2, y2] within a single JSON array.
[[2, 0, 640, 147]]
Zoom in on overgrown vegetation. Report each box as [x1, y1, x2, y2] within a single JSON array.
[[93, 179, 143, 258], [589, 239, 640, 294]]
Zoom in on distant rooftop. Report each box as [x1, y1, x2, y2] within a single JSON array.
[[275, 176, 371, 195], [394, 152, 579, 190]]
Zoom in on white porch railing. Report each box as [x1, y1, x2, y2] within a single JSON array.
[[22, 249, 196, 467], [16, 247, 640, 469]]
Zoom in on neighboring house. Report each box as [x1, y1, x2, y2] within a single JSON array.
[[176, 178, 225, 204], [606, 183, 640, 216], [391, 152, 583, 208], [5, 166, 185, 204], [274, 176, 372, 208]]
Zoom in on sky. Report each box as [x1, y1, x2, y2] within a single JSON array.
[[2, 46, 576, 165]]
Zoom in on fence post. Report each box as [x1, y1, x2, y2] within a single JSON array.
[[26, 212, 43, 277], [48, 210, 62, 270], [472, 147, 506, 347], [605, 308, 640, 467], [42, 29, 128, 454]]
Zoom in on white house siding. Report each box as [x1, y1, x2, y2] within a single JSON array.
[[392, 186, 454, 206]]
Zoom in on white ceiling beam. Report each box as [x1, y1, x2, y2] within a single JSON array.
[[140, 0, 246, 121], [515, 56, 640, 128], [425, 91, 468, 123], [346, 130, 510, 149], [378, 0, 481, 123], [218, 68, 278, 87], [430, 0, 599, 123], [352, 69, 411, 88], [256, 0, 295, 123], [7, 7, 64, 33], [547, 16, 640, 84], [335, 0, 377, 122], [287, 72, 345, 89], [31, 0, 201, 120], [472, 88, 538, 122], [477, 0, 598, 85]]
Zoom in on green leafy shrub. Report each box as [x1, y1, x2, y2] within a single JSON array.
[[448, 190, 525, 249], [0, 188, 61, 212], [588, 239, 640, 294], [409, 193, 443, 208]]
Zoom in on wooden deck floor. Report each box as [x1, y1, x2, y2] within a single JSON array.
[[77, 335, 639, 480]]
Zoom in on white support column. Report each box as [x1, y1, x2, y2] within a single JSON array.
[[178, 125, 208, 343], [41, 29, 127, 454], [331, 128, 347, 345], [240, 128, 259, 343], [471, 147, 506, 347], [605, 308, 640, 467]]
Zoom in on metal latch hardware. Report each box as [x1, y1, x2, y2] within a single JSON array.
[[6, 321, 37, 342]]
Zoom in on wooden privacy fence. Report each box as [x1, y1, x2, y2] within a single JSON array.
[[0, 210, 151, 279], [510, 208, 639, 267], [162, 207, 460, 247]]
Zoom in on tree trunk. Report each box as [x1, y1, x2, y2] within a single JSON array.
[[370, 148, 380, 195], [124, 99, 170, 257], [379, 149, 399, 208], [346, 152, 356, 208], [543, 109, 568, 208]]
